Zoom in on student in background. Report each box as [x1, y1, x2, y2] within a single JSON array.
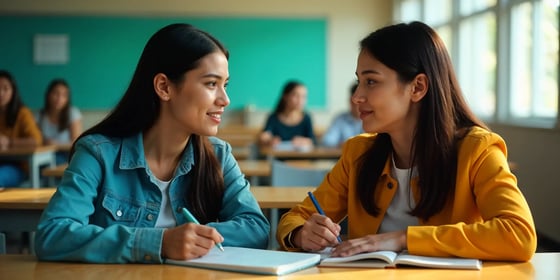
[[277, 21, 536, 261], [0, 70, 43, 187], [35, 23, 269, 263], [321, 82, 363, 148], [36, 78, 83, 164], [258, 80, 316, 150]]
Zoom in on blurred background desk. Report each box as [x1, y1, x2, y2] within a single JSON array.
[[0, 145, 56, 188], [260, 147, 341, 160]]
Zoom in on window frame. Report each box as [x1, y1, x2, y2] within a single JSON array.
[[393, 0, 560, 129]]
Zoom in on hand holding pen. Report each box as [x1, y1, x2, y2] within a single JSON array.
[[182, 208, 225, 252], [308, 192, 343, 243]]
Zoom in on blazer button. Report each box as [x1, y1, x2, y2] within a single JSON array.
[[147, 214, 154, 221], [387, 182, 394, 189]]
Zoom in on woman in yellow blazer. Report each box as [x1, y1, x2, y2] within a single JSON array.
[[277, 21, 536, 262], [0, 70, 43, 187]]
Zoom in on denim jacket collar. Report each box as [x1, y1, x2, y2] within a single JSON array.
[[118, 133, 195, 177]]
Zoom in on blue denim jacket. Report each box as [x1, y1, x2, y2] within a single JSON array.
[[35, 133, 270, 263]]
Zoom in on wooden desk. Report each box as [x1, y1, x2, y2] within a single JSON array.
[[0, 253, 558, 279], [238, 160, 270, 177], [0, 145, 56, 187], [283, 159, 336, 170], [41, 164, 67, 178], [260, 147, 341, 159], [0, 186, 313, 232], [231, 146, 251, 160]]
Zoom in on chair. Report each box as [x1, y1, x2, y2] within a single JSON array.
[[0, 232, 6, 254], [268, 159, 329, 249]]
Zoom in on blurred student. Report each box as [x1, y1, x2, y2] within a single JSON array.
[[35, 23, 269, 263], [321, 83, 363, 148], [36, 78, 82, 164], [277, 21, 536, 262], [258, 80, 316, 149], [0, 70, 43, 187]]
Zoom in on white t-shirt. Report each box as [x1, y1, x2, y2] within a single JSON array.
[[378, 155, 419, 233], [153, 177, 176, 228], [35, 106, 82, 144]]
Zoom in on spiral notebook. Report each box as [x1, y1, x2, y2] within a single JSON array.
[[165, 246, 321, 276]]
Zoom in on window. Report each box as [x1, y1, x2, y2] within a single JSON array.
[[394, 0, 559, 128]]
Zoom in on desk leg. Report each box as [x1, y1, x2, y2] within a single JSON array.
[[29, 157, 40, 188], [29, 151, 56, 188], [268, 208, 279, 250]]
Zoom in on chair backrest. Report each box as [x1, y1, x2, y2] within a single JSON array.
[[0, 232, 6, 254], [270, 159, 328, 187]]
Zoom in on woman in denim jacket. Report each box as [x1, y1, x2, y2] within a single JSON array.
[[35, 23, 270, 263]]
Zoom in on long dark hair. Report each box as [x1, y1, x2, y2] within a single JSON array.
[[71, 23, 229, 224], [356, 21, 487, 221], [0, 70, 25, 127], [40, 79, 71, 132], [273, 80, 304, 115]]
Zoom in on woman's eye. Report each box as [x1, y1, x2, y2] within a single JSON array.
[[367, 79, 377, 85], [207, 81, 217, 87]]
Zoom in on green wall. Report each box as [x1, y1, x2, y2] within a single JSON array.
[[0, 15, 326, 110]]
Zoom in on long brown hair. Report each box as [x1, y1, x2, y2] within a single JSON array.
[[71, 24, 229, 223], [356, 21, 487, 221], [40, 79, 71, 132]]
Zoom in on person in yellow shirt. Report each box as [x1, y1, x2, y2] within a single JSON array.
[[0, 70, 43, 186], [277, 21, 536, 262]]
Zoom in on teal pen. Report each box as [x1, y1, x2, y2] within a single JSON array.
[[181, 207, 225, 252]]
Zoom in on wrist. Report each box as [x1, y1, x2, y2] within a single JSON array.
[[285, 226, 302, 248]]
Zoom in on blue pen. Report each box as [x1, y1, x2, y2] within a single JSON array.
[[181, 207, 225, 252], [307, 192, 343, 243]]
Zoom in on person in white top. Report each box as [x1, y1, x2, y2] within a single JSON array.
[[321, 83, 363, 148], [36, 79, 82, 164]]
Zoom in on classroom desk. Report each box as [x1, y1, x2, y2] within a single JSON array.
[[0, 145, 56, 188], [0, 186, 313, 233], [238, 160, 270, 177], [0, 253, 558, 280], [260, 147, 342, 160], [40, 164, 66, 178]]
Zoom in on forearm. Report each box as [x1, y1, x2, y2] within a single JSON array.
[[407, 216, 536, 261], [35, 221, 165, 263], [10, 137, 40, 148]]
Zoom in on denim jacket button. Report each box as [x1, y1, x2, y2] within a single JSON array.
[[176, 207, 182, 213], [116, 210, 123, 217], [144, 254, 152, 261], [147, 214, 154, 221]]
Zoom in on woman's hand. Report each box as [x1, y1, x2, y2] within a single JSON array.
[[259, 131, 281, 147], [291, 136, 313, 148], [294, 213, 341, 252], [0, 135, 9, 150], [330, 230, 407, 257], [161, 223, 224, 260]]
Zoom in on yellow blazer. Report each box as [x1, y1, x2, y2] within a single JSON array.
[[0, 106, 42, 144], [277, 126, 536, 261]]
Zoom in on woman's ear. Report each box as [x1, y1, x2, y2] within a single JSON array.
[[410, 73, 428, 103], [153, 73, 171, 101]]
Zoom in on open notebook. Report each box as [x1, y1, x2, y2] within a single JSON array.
[[319, 249, 482, 270], [166, 247, 321, 275]]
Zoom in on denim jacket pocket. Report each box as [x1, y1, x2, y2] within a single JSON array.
[[101, 194, 141, 225]]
